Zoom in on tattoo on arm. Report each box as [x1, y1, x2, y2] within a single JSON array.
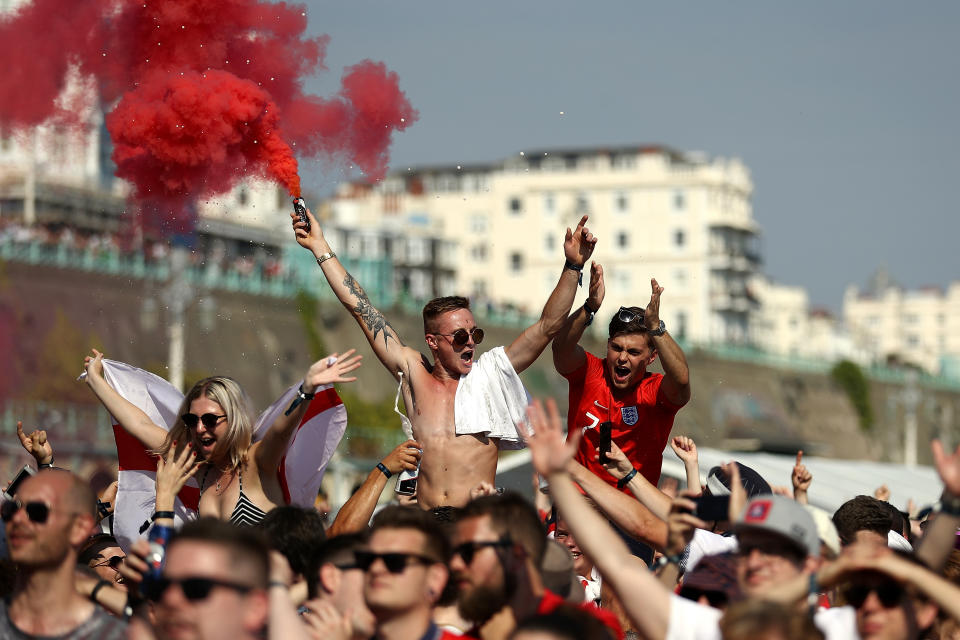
[[343, 273, 405, 348]]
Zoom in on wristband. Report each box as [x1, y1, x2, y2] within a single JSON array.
[[564, 260, 584, 287], [940, 490, 960, 517], [651, 553, 682, 571], [38, 460, 54, 470], [583, 301, 597, 327], [617, 468, 638, 489], [97, 500, 112, 519], [284, 384, 316, 416], [152, 511, 176, 521], [376, 462, 392, 479], [316, 251, 337, 266], [268, 581, 288, 590], [90, 579, 112, 602], [806, 572, 821, 614]]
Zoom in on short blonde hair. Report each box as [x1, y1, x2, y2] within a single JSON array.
[[153, 376, 255, 470]]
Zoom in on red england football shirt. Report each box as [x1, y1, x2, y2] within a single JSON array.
[[562, 352, 682, 491]]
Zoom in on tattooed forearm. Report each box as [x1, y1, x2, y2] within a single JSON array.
[[343, 272, 405, 348]]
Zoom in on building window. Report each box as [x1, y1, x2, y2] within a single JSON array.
[[509, 197, 523, 214], [543, 192, 555, 214], [674, 229, 686, 248], [906, 334, 920, 347], [905, 314, 919, 324], [674, 269, 687, 289], [616, 231, 629, 249], [674, 190, 685, 210], [544, 234, 555, 252], [510, 252, 524, 273], [675, 311, 687, 340], [615, 192, 629, 213], [470, 215, 487, 233], [470, 244, 487, 261], [576, 192, 589, 213]]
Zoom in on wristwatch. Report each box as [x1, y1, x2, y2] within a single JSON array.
[[648, 320, 666, 337], [583, 300, 598, 327]]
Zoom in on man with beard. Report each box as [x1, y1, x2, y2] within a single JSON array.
[[552, 267, 690, 498], [450, 493, 622, 639], [293, 207, 597, 510], [0, 469, 127, 638]]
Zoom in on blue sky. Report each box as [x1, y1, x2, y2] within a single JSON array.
[[300, 1, 960, 311]]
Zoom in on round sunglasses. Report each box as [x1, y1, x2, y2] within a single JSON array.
[[181, 413, 227, 429], [93, 555, 124, 570], [435, 327, 484, 347]]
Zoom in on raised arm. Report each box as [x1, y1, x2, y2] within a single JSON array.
[[17, 421, 54, 467], [791, 450, 812, 505], [292, 207, 418, 378], [255, 351, 363, 474], [916, 439, 960, 571], [596, 440, 674, 522], [82, 349, 168, 451], [525, 398, 673, 639], [670, 436, 701, 495], [327, 439, 420, 537], [507, 215, 596, 373], [552, 261, 604, 375], [645, 279, 691, 406]]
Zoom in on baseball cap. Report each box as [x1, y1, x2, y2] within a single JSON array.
[[679, 552, 742, 605], [706, 463, 771, 499], [734, 495, 820, 558], [803, 505, 841, 558]]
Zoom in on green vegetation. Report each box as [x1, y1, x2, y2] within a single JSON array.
[[831, 360, 874, 431]]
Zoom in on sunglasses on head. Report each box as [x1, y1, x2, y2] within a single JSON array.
[[353, 551, 435, 574], [145, 576, 253, 602], [1, 499, 51, 524], [616, 307, 644, 324], [93, 555, 124, 570], [843, 581, 904, 608], [436, 327, 484, 347], [181, 413, 227, 429], [451, 539, 512, 565]]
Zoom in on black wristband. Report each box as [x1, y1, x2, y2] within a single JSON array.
[[940, 490, 960, 517], [376, 462, 392, 479], [564, 260, 584, 287], [97, 500, 112, 519], [617, 468, 639, 489], [90, 579, 112, 602], [38, 461, 54, 470], [152, 511, 176, 521]]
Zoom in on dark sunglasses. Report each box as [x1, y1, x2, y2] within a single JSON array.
[[843, 582, 904, 609], [354, 551, 436, 574], [181, 413, 227, 429], [616, 306, 644, 324], [145, 576, 253, 602], [436, 327, 484, 347], [736, 539, 805, 564], [93, 555, 124, 570], [1, 499, 51, 524], [451, 539, 512, 565], [678, 587, 729, 609]]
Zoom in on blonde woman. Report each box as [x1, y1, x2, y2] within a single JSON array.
[[83, 348, 362, 526]]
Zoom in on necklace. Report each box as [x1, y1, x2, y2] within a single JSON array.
[[215, 467, 236, 496]]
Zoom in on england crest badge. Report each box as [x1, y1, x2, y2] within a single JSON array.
[[621, 406, 639, 425]]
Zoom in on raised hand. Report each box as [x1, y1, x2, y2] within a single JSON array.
[[381, 439, 421, 476], [932, 439, 960, 496], [587, 262, 605, 309], [303, 349, 364, 392], [670, 436, 698, 465], [644, 278, 665, 330], [17, 421, 53, 465], [874, 484, 891, 502], [563, 215, 598, 266], [523, 398, 581, 478], [154, 442, 200, 511], [791, 450, 812, 503], [666, 491, 709, 555], [598, 440, 634, 480], [301, 599, 354, 640], [721, 461, 747, 523], [82, 348, 106, 382], [470, 482, 499, 501], [290, 206, 330, 256]]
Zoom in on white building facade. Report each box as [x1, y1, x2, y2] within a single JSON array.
[[324, 145, 762, 344], [844, 272, 960, 375]]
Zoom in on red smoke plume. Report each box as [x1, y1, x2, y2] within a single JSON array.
[[0, 0, 416, 210]]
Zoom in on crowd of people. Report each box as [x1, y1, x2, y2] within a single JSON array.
[[1, 207, 958, 640]]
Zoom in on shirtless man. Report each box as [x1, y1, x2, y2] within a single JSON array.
[[292, 207, 595, 509]]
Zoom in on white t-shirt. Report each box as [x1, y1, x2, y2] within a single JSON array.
[[666, 595, 858, 640]]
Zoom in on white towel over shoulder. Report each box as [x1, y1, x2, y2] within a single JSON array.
[[454, 346, 530, 450]]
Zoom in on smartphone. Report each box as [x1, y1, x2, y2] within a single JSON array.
[[292, 197, 310, 233], [4, 465, 36, 501], [691, 495, 731, 522], [598, 421, 612, 464], [395, 467, 418, 496]]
